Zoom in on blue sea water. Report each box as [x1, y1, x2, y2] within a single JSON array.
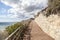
[[0, 22, 15, 31]]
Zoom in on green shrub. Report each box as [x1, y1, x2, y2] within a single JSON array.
[[5, 22, 24, 35]]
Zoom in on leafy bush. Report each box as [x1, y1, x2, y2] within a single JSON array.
[[5, 22, 24, 35]]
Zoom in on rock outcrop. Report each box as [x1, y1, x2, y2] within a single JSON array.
[[35, 7, 60, 40]]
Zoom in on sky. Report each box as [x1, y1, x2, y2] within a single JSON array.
[[0, 0, 48, 22]]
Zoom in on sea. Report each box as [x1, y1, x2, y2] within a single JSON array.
[[0, 22, 15, 31]]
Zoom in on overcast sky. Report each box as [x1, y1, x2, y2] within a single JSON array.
[[0, 0, 48, 22]]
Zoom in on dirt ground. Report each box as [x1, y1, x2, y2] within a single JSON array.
[[29, 21, 54, 40]]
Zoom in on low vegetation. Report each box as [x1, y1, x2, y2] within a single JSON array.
[[46, 0, 60, 16], [5, 22, 24, 35], [5, 19, 31, 35]]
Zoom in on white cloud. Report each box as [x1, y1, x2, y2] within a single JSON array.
[[1, 0, 48, 21]]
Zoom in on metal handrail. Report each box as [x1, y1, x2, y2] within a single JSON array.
[[5, 19, 32, 40], [5, 27, 20, 40], [5, 26, 26, 40]]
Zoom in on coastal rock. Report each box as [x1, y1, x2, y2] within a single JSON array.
[[35, 13, 60, 40], [0, 30, 8, 40]]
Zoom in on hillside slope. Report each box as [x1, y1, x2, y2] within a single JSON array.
[[34, 0, 60, 40], [35, 10, 60, 40]]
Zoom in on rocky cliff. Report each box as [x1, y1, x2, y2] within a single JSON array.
[[34, 7, 60, 40]]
